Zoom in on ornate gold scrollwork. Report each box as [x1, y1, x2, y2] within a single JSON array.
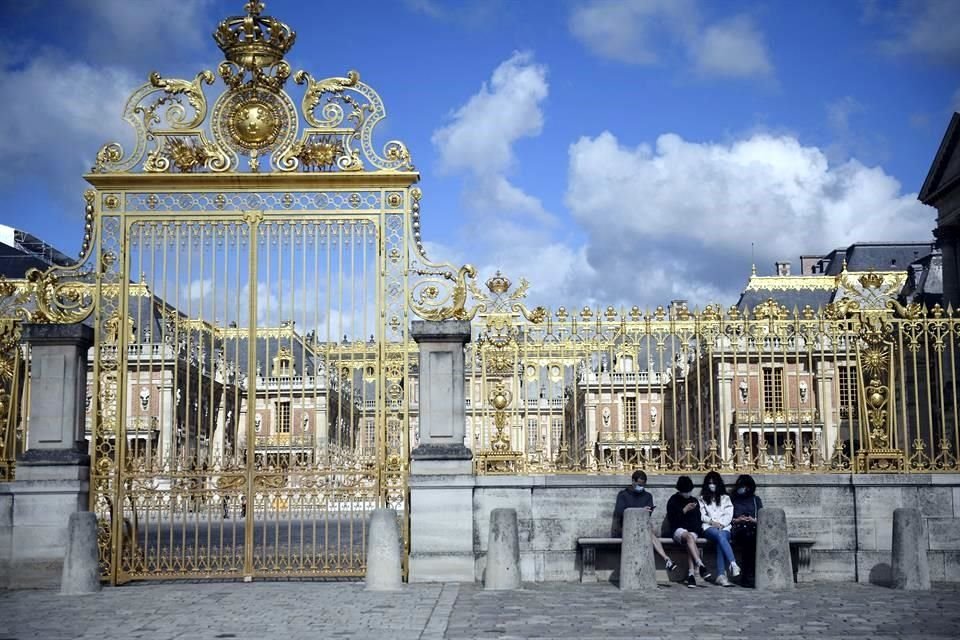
[[90, 3, 413, 176], [853, 309, 904, 472], [488, 383, 513, 452], [23, 268, 95, 324], [148, 71, 216, 130], [410, 264, 478, 321]]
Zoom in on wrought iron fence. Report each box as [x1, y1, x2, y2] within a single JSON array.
[[465, 278, 959, 475], [0, 281, 30, 482]]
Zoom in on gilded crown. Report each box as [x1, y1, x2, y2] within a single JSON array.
[[858, 271, 884, 289], [214, 2, 295, 72], [486, 271, 512, 295]]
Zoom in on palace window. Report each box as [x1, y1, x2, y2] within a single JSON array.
[[272, 348, 294, 377], [623, 396, 638, 434], [365, 418, 376, 450], [762, 367, 784, 414], [276, 401, 291, 433], [838, 365, 857, 418], [551, 418, 562, 447], [527, 418, 539, 451]]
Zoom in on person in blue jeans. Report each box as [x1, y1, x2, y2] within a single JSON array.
[[698, 471, 740, 586]]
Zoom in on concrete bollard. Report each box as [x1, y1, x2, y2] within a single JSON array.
[[619, 508, 656, 591], [365, 508, 402, 591], [891, 508, 930, 590], [484, 508, 521, 590], [60, 512, 101, 595], [755, 508, 793, 590]]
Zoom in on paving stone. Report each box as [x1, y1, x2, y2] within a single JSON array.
[[1, 580, 959, 639]]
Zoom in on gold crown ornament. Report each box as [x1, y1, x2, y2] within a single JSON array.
[[858, 271, 884, 289], [214, 2, 295, 88], [486, 271, 512, 295]]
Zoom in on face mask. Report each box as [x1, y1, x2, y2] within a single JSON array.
[[633, 485, 645, 493], [707, 483, 717, 492], [737, 487, 748, 496], [680, 491, 692, 498]]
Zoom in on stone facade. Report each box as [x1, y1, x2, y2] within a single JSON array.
[[921, 112, 960, 309], [470, 473, 960, 584]]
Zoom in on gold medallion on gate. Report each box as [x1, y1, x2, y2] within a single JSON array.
[[229, 99, 280, 148], [212, 86, 297, 156]]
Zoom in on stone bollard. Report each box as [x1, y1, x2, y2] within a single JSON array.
[[61, 512, 101, 595], [755, 508, 793, 590], [891, 508, 930, 590], [619, 508, 656, 591], [365, 508, 402, 591], [484, 508, 521, 590]]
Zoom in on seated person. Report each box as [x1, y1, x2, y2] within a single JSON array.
[[613, 470, 677, 574], [730, 474, 763, 587], [666, 475, 711, 587], [698, 471, 740, 586]]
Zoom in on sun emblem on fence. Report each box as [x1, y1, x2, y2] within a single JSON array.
[[89, 1, 415, 174]]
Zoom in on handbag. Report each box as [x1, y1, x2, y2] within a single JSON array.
[[732, 497, 758, 541]]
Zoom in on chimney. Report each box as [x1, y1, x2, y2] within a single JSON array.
[[775, 261, 792, 277]]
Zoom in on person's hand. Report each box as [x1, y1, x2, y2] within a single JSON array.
[[683, 503, 697, 513], [711, 520, 722, 528]]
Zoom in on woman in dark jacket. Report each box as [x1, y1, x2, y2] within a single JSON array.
[[730, 474, 763, 587], [666, 475, 711, 587]]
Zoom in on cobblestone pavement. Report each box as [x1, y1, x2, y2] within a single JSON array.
[[1, 581, 958, 640]]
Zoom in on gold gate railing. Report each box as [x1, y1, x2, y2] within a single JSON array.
[[462, 271, 959, 475], [0, 2, 425, 583], [0, 288, 30, 482]]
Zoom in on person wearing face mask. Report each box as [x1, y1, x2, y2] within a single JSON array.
[[699, 471, 739, 586], [613, 470, 677, 574], [730, 474, 763, 587], [666, 475, 710, 587]]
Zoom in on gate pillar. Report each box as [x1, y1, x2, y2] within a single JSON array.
[[8, 323, 93, 588], [408, 319, 476, 582]]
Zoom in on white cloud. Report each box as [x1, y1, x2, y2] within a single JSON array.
[[875, 0, 960, 65], [432, 52, 552, 222], [0, 54, 137, 186], [827, 96, 864, 133], [402, 0, 502, 27], [694, 16, 773, 78], [563, 131, 935, 306], [0, 0, 211, 221], [569, 0, 773, 79], [568, 0, 695, 65]]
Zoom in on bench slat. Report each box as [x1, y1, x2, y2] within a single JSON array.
[[576, 536, 816, 583]]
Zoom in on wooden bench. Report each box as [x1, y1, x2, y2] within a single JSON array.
[[576, 536, 815, 583]]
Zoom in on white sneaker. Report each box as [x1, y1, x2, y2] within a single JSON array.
[[715, 574, 730, 587], [729, 562, 742, 578]]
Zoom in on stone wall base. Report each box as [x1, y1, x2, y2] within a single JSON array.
[[467, 473, 960, 584], [3, 461, 89, 589]]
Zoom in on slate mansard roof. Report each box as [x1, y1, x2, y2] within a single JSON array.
[[737, 241, 941, 313]]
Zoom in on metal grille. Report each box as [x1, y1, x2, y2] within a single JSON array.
[[0, 314, 28, 482], [83, 195, 411, 583], [467, 293, 960, 475]]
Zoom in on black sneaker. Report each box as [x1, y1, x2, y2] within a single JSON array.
[[685, 574, 697, 588], [665, 558, 677, 573], [698, 565, 712, 580]]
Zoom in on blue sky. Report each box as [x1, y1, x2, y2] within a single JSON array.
[[0, 0, 958, 309]]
